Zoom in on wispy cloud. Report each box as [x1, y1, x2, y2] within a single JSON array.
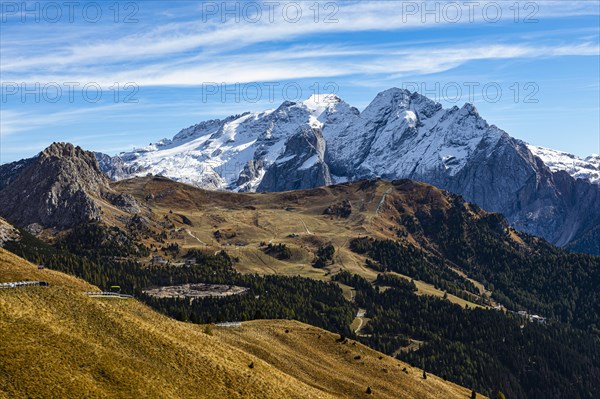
[[0, 104, 131, 138], [6, 41, 597, 87], [2, 1, 598, 79], [1, 1, 598, 160]]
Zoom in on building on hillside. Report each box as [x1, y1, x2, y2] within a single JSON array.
[[529, 315, 546, 324], [515, 310, 546, 324], [152, 255, 167, 265]]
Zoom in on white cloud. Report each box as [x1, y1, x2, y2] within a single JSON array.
[[1, 1, 598, 160], [7, 42, 597, 88], [2, 1, 598, 74]]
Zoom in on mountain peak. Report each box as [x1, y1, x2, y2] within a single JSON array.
[[372, 87, 444, 105], [367, 88, 412, 107], [41, 142, 78, 157], [301, 93, 346, 117], [303, 93, 342, 106], [40, 142, 102, 173], [377, 87, 412, 97], [461, 102, 479, 116], [365, 88, 443, 116], [0, 143, 110, 230]]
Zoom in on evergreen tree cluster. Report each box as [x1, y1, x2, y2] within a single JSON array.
[[264, 243, 292, 260], [313, 244, 335, 268], [343, 271, 600, 399]]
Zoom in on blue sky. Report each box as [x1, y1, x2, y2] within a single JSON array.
[[1, 0, 599, 162]]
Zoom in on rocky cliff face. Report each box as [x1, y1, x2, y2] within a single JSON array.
[[258, 126, 332, 192], [95, 152, 129, 181], [0, 143, 137, 231], [0, 217, 20, 247], [442, 136, 600, 246]]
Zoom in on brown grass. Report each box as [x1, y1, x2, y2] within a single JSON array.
[[216, 320, 480, 399], [0, 249, 332, 399], [0, 248, 481, 399]]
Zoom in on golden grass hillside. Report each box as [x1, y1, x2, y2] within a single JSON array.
[[216, 320, 480, 399], [0, 248, 479, 399], [110, 176, 498, 307]]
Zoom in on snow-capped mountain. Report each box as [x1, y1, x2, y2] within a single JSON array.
[[527, 145, 600, 184], [109, 90, 598, 190], [107, 94, 352, 192], [94, 89, 600, 247], [3, 88, 597, 248], [108, 90, 508, 191]]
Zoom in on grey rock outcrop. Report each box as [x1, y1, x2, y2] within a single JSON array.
[[257, 126, 332, 192], [442, 135, 600, 246], [95, 152, 129, 180], [235, 160, 265, 191], [0, 217, 20, 247], [0, 143, 115, 230]]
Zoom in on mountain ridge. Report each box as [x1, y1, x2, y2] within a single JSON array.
[[1, 89, 598, 249], [96, 88, 600, 247], [528, 144, 600, 184]]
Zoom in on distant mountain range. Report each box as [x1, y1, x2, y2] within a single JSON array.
[[95, 88, 600, 250], [1, 89, 598, 250]]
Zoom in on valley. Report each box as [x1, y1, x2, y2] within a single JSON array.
[[1, 144, 598, 399], [0, 248, 475, 399]]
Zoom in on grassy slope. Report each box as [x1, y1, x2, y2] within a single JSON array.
[[112, 177, 496, 304], [216, 320, 476, 399], [111, 177, 385, 280], [387, 272, 486, 309], [0, 249, 477, 399]]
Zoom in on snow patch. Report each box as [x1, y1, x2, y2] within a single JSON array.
[[299, 155, 319, 170], [528, 145, 600, 184]]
